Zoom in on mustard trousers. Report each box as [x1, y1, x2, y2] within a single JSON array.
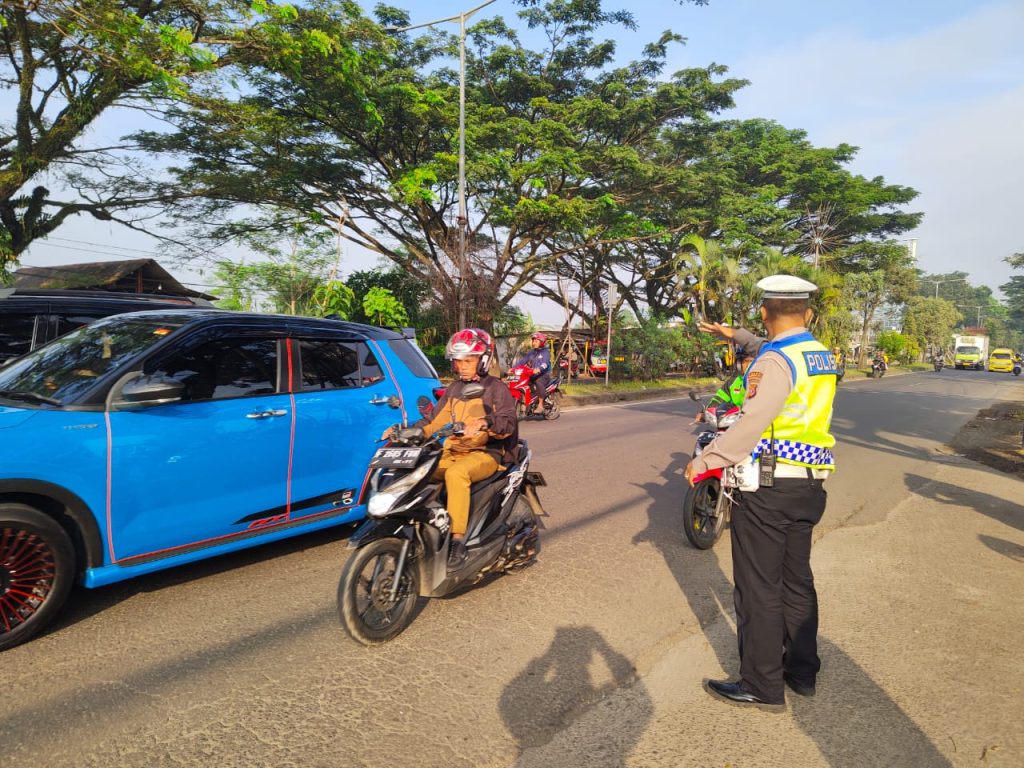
[[432, 451, 499, 536]]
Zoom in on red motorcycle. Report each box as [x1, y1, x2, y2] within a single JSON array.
[[684, 391, 741, 549], [507, 364, 562, 420]]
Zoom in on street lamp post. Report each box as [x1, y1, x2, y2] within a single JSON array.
[[923, 277, 968, 299], [385, 0, 498, 330], [957, 305, 984, 327]]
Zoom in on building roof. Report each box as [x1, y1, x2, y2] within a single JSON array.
[[13, 258, 215, 300]]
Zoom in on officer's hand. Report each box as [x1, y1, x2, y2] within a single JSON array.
[[381, 424, 398, 441], [692, 412, 703, 423], [698, 321, 736, 340], [684, 462, 696, 487], [532, 367, 540, 375]]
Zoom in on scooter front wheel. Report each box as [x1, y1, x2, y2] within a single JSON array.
[[682, 478, 728, 550], [338, 538, 420, 645]]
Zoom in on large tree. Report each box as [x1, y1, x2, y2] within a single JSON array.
[[129, 0, 744, 334], [525, 116, 922, 327], [0, 0, 364, 263]]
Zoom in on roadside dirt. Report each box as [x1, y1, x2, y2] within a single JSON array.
[[950, 401, 1024, 479]]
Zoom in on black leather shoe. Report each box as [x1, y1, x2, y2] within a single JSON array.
[[447, 540, 468, 570], [784, 673, 816, 697], [704, 679, 784, 711]]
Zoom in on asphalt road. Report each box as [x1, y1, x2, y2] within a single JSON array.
[[2, 368, 1022, 768]]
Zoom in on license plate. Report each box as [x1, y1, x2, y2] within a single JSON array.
[[369, 446, 423, 468]]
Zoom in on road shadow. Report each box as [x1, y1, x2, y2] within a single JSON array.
[[791, 637, 953, 767], [47, 523, 358, 638], [905, 473, 1023, 533], [500, 625, 651, 767], [632, 449, 737, 671], [978, 534, 1024, 563], [830, 387, 992, 465], [629, 452, 953, 766]]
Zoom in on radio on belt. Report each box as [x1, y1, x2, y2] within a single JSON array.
[[758, 444, 776, 487]]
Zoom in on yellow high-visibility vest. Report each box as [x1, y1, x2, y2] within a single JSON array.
[[744, 332, 837, 470]]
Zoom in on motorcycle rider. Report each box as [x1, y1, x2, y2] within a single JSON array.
[[383, 328, 518, 568], [513, 332, 552, 411], [695, 352, 756, 422], [872, 349, 889, 372]]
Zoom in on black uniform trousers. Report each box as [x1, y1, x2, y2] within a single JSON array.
[[731, 475, 827, 704]]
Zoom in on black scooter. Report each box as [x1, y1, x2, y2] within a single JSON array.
[[337, 386, 546, 644], [933, 357, 944, 372]]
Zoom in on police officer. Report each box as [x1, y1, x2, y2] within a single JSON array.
[[686, 275, 838, 710]]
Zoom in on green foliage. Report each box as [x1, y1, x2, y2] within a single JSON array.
[[613, 315, 694, 381], [362, 287, 409, 327], [310, 280, 356, 319], [0, 0, 367, 263], [902, 296, 961, 354], [493, 305, 532, 337], [875, 331, 919, 365]]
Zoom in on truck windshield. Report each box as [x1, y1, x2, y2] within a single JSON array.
[[956, 346, 980, 355], [0, 317, 184, 405]]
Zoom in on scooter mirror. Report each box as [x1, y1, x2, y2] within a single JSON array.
[[459, 382, 485, 400], [689, 391, 701, 402]]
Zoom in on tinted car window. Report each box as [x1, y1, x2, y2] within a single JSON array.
[[52, 313, 104, 339], [148, 338, 279, 402], [299, 340, 384, 390], [0, 318, 184, 404], [0, 313, 41, 361], [387, 338, 439, 379]]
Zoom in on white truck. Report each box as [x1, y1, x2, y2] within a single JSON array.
[[952, 332, 989, 370]]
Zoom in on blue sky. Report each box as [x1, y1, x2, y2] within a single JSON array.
[[16, 0, 1024, 321]]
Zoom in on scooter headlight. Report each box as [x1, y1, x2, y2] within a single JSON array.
[[367, 462, 433, 518]]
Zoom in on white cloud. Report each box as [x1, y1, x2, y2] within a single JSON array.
[[716, 1, 1024, 292]]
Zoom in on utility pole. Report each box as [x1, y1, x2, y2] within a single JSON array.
[[605, 282, 617, 386], [385, 0, 498, 330]]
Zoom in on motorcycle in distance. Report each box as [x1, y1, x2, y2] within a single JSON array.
[[870, 358, 887, 378], [507, 364, 563, 420], [683, 391, 742, 549], [1014, 359, 1022, 377], [933, 356, 945, 372], [337, 386, 547, 645]]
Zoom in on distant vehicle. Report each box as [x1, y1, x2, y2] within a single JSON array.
[[953, 332, 989, 370], [0, 309, 440, 651], [0, 288, 211, 364], [589, 347, 608, 375], [987, 348, 1015, 373]]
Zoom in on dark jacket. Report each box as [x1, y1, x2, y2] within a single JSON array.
[[417, 375, 519, 465], [516, 347, 551, 377]]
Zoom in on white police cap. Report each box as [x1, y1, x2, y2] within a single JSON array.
[[756, 274, 818, 299]]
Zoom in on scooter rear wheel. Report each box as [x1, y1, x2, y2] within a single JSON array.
[[682, 478, 728, 550], [543, 392, 562, 420], [338, 538, 419, 645]]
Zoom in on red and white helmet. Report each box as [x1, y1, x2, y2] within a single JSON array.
[[445, 327, 494, 378], [531, 332, 547, 343]]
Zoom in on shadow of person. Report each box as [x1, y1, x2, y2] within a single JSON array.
[[791, 637, 953, 768], [632, 450, 737, 672], [500, 625, 651, 767], [905, 473, 1023, 533], [978, 534, 1024, 563]]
